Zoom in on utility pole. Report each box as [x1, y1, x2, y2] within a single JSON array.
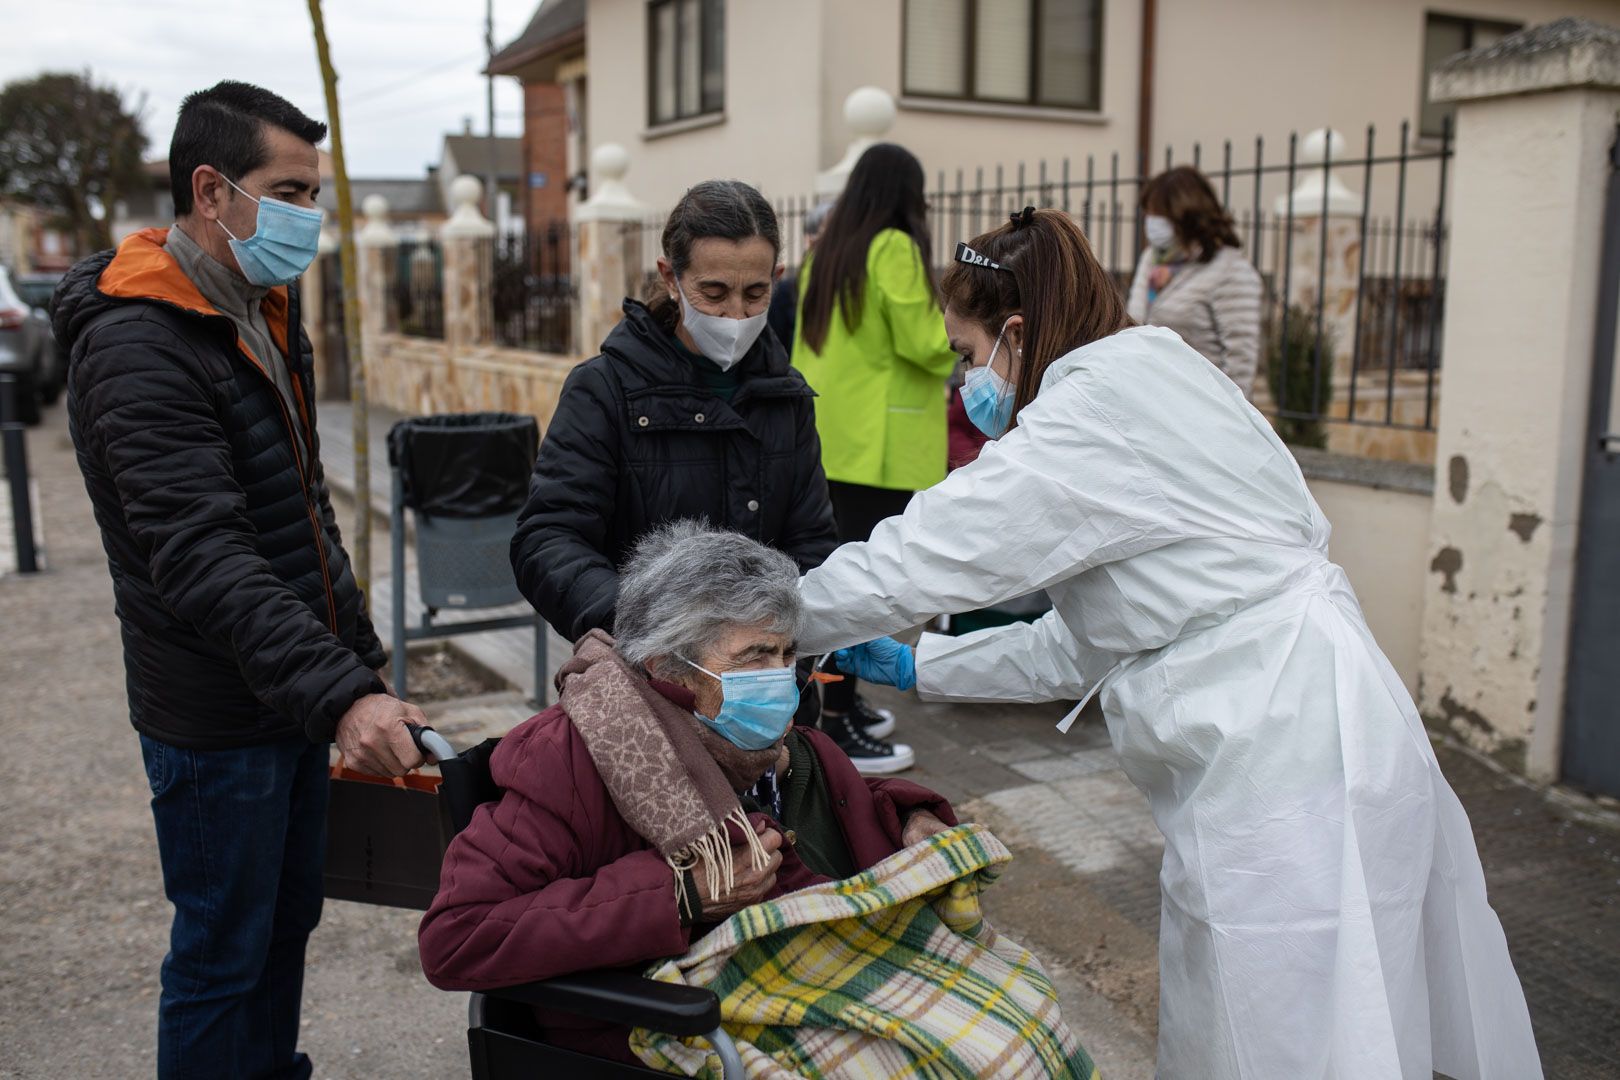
[[486, 0, 498, 229], [307, 0, 371, 594]]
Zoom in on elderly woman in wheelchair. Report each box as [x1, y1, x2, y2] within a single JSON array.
[[418, 522, 957, 1067]]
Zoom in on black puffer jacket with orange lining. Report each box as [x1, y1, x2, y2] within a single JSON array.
[[54, 228, 385, 749]]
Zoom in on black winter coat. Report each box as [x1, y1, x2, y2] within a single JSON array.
[[511, 300, 839, 640], [54, 229, 386, 750]]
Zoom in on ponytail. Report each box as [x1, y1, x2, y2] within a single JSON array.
[[939, 208, 1133, 426]]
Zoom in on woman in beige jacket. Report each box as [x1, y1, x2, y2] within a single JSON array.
[[1126, 166, 1263, 397]]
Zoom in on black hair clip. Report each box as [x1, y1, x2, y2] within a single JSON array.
[[954, 241, 1012, 273], [1009, 205, 1037, 228]]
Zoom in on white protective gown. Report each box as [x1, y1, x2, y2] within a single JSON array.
[[797, 326, 1541, 1079]]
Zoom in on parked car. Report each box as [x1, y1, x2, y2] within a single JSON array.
[[13, 272, 67, 402], [0, 266, 59, 425]]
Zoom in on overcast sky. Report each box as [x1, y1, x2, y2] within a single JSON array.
[[1, 0, 541, 178]]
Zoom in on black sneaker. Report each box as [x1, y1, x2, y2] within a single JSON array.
[[851, 696, 897, 740], [820, 710, 915, 775]]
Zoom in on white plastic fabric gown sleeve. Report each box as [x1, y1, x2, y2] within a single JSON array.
[[796, 325, 1543, 1079]]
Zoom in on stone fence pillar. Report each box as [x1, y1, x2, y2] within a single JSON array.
[[573, 144, 648, 356], [439, 174, 496, 350], [1273, 129, 1361, 382], [356, 194, 397, 350], [1418, 18, 1620, 780]]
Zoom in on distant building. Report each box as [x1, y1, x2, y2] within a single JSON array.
[[316, 174, 446, 240], [538, 0, 1607, 211], [439, 128, 525, 237], [0, 199, 76, 274], [488, 0, 587, 235]]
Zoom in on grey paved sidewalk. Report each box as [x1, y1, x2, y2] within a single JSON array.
[[4, 395, 1612, 1078], [316, 397, 1620, 1077], [0, 405, 466, 1079], [318, 399, 1162, 1076]]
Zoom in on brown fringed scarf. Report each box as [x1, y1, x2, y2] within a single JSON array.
[[557, 630, 777, 911]]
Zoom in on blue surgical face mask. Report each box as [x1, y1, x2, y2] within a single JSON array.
[[682, 658, 799, 751], [961, 319, 1017, 438], [216, 175, 324, 287]]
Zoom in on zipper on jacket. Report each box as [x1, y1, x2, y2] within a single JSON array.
[[235, 324, 340, 634]]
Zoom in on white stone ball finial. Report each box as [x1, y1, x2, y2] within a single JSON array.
[[817, 87, 899, 198], [576, 143, 647, 223], [357, 193, 397, 247], [1275, 128, 1360, 218], [450, 174, 484, 213], [1298, 128, 1350, 168], [442, 174, 496, 239], [592, 143, 631, 183], [845, 86, 897, 139]]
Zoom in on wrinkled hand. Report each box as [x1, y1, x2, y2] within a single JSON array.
[[832, 636, 917, 691], [902, 810, 951, 847], [335, 693, 428, 777], [692, 823, 784, 920]]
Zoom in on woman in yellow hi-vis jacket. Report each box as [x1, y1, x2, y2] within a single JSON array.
[[792, 143, 957, 773]]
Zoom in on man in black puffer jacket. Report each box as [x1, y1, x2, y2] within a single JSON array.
[[55, 82, 425, 1080]]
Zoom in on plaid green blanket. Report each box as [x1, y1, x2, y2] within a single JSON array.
[[630, 823, 1099, 1079]]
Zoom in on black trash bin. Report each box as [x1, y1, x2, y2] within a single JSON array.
[[387, 412, 539, 520], [385, 412, 544, 702]]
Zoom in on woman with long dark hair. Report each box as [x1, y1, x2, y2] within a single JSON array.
[[791, 143, 956, 772], [1126, 166, 1263, 397], [798, 208, 1539, 1077]]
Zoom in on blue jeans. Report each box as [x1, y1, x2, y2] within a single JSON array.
[[140, 733, 329, 1080]]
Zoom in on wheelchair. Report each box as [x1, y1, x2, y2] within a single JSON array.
[[411, 726, 746, 1079]]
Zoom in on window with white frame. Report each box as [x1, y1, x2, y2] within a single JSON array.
[[648, 0, 724, 126], [1420, 12, 1520, 138], [902, 0, 1103, 111]]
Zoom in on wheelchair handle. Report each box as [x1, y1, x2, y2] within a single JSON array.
[[405, 722, 458, 764]]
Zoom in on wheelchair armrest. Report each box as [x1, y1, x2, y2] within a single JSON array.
[[481, 970, 721, 1037]]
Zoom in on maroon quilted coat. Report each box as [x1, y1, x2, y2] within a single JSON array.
[[417, 683, 955, 1063]]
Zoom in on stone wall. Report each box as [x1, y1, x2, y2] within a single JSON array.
[[1252, 371, 1439, 464], [363, 332, 576, 423]]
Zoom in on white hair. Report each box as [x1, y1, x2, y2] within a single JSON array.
[[614, 521, 802, 679]]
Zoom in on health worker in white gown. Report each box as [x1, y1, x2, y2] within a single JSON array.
[[798, 207, 1541, 1079]]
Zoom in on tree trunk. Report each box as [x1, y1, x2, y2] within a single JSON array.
[[307, 0, 372, 597]]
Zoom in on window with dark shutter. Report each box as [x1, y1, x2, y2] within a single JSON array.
[[1420, 12, 1520, 139], [648, 0, 725, 127], [902, 0, 1102, 111]]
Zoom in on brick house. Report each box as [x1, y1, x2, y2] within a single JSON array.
[[487, 0, 586, 237]]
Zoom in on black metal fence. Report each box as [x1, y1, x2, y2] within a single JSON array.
[[391, 238, 445, 340], [491, 224, 574, 355], [761, 120, 1454, 432]]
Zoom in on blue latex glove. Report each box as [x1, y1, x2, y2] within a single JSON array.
[[831, 636, 917, 691]]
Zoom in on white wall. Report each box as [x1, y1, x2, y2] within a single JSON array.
[[587, 0, 827, 209], [1306, 474, 1432, 693], [587, 0, 1620, 214], [1419, 76, 1620, 779]]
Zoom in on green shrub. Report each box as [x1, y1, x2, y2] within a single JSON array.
[[1266, 304, 1336, 449]]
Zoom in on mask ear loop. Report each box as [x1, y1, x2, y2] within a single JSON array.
[[213, 173, 261, 244]]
